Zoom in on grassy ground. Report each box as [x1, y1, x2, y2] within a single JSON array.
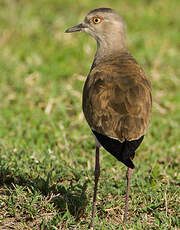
[[0, 0, 179, 229]]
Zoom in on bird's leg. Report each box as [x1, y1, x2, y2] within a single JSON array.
[[89, 146, 100, 228], [123, 167, 133, 223]]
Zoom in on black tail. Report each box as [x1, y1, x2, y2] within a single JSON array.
[[92, 130, 144, 169]]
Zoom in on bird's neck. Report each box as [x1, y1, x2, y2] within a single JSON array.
[[94, 35, 127, 64]]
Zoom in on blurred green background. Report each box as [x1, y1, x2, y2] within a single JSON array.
[[0, 0, 179, 229]]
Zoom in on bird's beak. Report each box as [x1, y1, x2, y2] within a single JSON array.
[[65, 23, 85, 33]]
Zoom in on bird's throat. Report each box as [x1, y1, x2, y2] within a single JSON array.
[[94, 36, 127, 64]]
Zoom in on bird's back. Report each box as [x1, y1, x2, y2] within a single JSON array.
[[82, 52, 152, 167]]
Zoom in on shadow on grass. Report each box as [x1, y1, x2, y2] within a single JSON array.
[[0, 166, 88, 220]]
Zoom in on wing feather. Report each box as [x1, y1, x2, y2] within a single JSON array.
[[82, 53, 152, 142]]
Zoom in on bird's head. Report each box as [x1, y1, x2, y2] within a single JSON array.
[[65, 8, 126, 50]]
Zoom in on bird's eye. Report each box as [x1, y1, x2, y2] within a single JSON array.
[[92, 16, 103, 24]]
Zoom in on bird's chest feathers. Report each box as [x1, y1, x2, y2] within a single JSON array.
[[83, 71, 111, 108]]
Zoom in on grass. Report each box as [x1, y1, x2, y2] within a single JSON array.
[[0, 0, 179, 229]]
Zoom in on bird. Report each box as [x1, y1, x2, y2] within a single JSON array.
[[65, 8, 152, 228]]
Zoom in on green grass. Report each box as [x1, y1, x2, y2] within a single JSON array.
[[0, 0, 179, 229]]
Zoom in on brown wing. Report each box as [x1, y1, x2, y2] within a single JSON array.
[[82, 52, 152, 142]]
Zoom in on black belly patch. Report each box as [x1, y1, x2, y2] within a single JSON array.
[[92, 130, 144, 169]]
